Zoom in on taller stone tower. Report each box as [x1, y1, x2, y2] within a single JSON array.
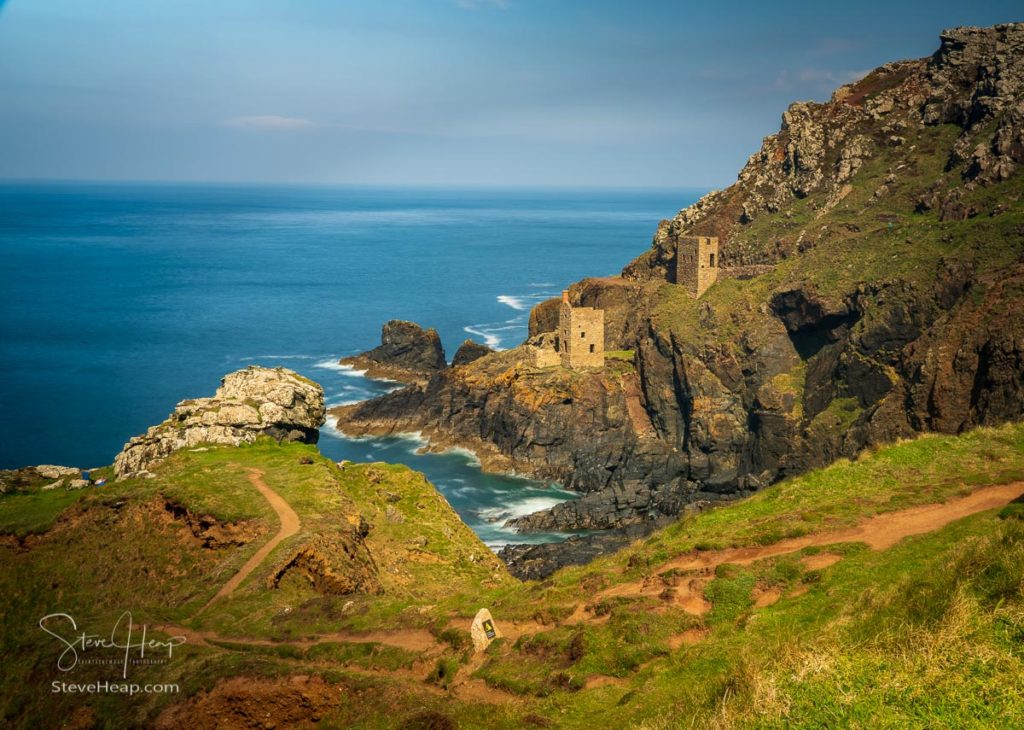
[[555, 291, 604, 369], [676, 236, 719, 298]]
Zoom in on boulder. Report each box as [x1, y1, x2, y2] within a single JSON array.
[[113, 366, 325, 479], [451, 339, 492, 367], [341, 320, 447, 382], [470, 608, 501, 651], [35, 465, 81, 480]]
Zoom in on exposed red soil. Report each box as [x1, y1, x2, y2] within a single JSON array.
[[154, 675, 342, 730], [198, 467, 300, 613]]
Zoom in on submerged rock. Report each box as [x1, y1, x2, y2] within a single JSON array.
[[341, 320, 447, 382], [113, 366, 325, 479]]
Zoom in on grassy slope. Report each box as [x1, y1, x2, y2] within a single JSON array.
[[0, 442, 512, 728], [463, 423, 1024, 728], [650, 120, 1024, 430], [3, 424, 1023, 727]]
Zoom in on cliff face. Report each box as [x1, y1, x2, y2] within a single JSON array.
[[336, 24, 1024, 564]]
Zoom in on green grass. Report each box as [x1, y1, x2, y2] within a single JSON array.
[[0, 488, 88, 537], [605, 349, 635, 362], [2, 423, 1024, 728]]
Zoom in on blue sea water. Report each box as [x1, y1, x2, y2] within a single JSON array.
[[0, 182, 700, 546]]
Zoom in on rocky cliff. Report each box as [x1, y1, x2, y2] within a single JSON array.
[[451, 339, 493, 367], [335, 24, 1024, 576], [114, 366, 325, 478], [340, 320, 447, 383]]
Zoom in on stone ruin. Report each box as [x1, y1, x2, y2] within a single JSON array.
[[675, 235, 719, 298], [529, 291, 605, 369]]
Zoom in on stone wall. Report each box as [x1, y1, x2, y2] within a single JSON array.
[[675, 236, 719, 297], [558, 302, 604, 368]]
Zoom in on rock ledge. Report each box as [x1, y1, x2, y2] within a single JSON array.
[[113, 366, 325, 479]]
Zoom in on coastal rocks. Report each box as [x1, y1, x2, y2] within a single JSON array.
[[499, 521, 682, 580], [0, 465, 79, 494], [113, 366, 325, 479], [623, 23, 1024, 278], [894, 264, 1024, 435], [341, 320, 446, 382], [34, 465, 81, 480], [923, 24, 1024, 185], [0, 465, 88, 494], [452, 339, 492, 367], [336, 25, 1024, 577]]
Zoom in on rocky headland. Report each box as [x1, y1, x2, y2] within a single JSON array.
[[334, 24, 1024, 577], [114, 366, 326, 479], [340, 320, 447, 383]]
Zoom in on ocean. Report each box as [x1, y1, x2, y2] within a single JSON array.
[[0, 182, 700, 547]]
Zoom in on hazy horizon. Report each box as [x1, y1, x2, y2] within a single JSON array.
[[1, 1, 1021, 188]]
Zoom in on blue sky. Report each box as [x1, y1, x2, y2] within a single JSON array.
[[0, 1, 1020, 187]]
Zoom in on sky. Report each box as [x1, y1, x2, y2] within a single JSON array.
[[0, 1, 1020, 188]]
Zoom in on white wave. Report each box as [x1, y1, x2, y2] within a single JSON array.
[[497, 294, 529, 311], [326, 397, 367, 408], [313, 360, 367, 376], [497, 292, 555, 311], [320, 415, 346, 439], [240, 354, 318, 361], [438, 445, 482, 467], [399, 431, 429, 454], [476, 495, 570, 524], [464, 326, 503, 349]]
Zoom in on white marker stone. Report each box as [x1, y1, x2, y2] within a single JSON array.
[[470, 608, 501, 651]]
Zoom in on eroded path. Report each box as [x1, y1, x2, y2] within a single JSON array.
[[587, 481, 1024, 609], [159, 623, 442, 654], [197, 467, 300, 613], [161, 480, 1023, 699]]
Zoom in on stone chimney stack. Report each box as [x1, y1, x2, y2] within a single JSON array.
[[562, 290, 570, 305]]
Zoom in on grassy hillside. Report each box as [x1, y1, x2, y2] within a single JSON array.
[[2, 424, 1023, 727]]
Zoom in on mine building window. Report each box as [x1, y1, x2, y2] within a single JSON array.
[[580, 332, 585, 338], [554, 337, 560, 352], [710, 253, 715, 267], [589, 344, 595, 353]]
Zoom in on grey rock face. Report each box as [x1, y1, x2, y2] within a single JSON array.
[[113, 366, 325, 479]]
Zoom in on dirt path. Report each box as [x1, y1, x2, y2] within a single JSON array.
[[163, 479, 1022, 694], [155, 623, 442, 653], [197, 467, 300, 614], [588, 481, 1024, 610]]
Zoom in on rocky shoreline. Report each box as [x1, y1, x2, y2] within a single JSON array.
[[333, 24, 1024, 579]]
